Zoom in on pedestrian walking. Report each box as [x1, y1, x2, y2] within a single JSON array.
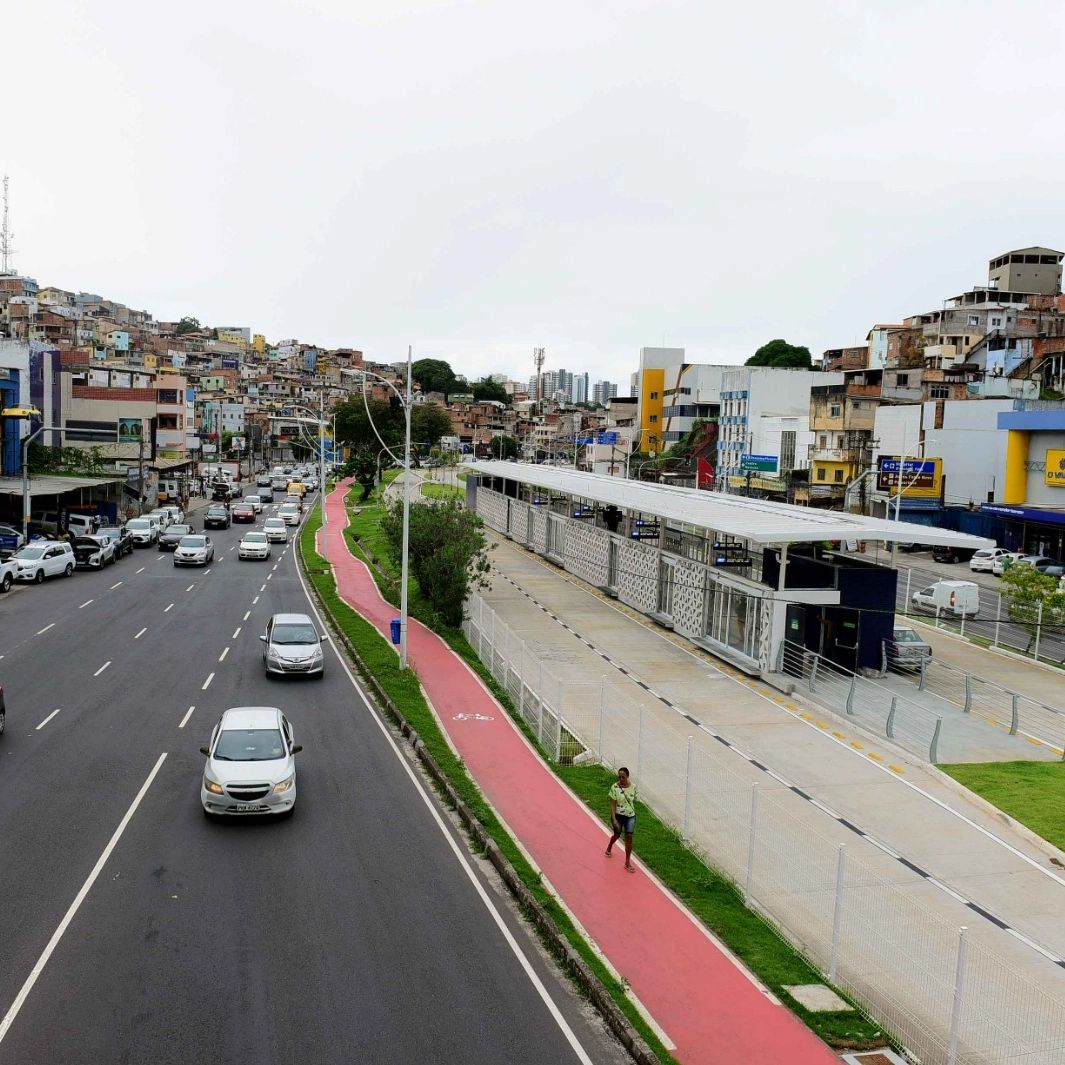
[[604, 766, 638, 872]]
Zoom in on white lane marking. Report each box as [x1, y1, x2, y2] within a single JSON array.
[[164, 603, 173, 613], [157, 555, 165, 562], [94, 661, 111, 677], [232, 627, 241, 639], [79, 600, 93, 609], [202, 672, 214, 690], [243, 611, 250, 621], [136, 567, 145, 574], [259, 584, 266, 592], [293, 567, 596, 1065], [205, 569, 212, 575], [185, 585, 195, 592], [229, 546, 235, 551], [0, 753, 167, 1046], [35, 623, 55, 636], [134, 627, 147, 640], [252, 596, 259, 604], [272, 564, 278, 571], [178, 706, 195, 729], [35, 709, 61, 730], [110, 582, 122, 590], [266, 574, 272, 581], [218, 647, 229, 662]]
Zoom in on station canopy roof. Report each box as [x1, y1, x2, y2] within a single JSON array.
[[0, 475, 123, 498], [470, 461, 994, 549]]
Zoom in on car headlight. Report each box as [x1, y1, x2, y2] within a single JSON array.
[[203, 776, 225, 795], [268, 648, 283, 660], [272, 774, 294, 794], [310, 647, 323, 659]]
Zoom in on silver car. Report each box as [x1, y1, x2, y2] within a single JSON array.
[[238, 531, 271, 560], [263, 518, 288, 544], [200, 706, 302, 818], [173, 535, 215, 566], [261, 612, 327, 676]]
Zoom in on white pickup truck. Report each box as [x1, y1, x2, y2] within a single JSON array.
[[0, 554, 17, 593]]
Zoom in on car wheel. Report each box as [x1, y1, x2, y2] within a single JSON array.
[[33, 569, 44, 584], [0, 573, 10, 593], [64, 563, 74, 577]]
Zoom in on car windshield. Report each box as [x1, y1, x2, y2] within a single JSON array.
[[894, 629, 922, 643], [127, 520, 151, 530], [15, 547, 45, 559], [264, 519, 284, 528], [207, 507, 227, 515], [179, 536, 207, 548], [168, 525, 193, 536], [213, 728, 285, 761], [272, 623, 318, 645], [243, 533, 268, 543]]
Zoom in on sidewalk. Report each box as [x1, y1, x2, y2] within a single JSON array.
[[320, 479, 838, 1065]]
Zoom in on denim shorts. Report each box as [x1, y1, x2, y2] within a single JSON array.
[[615, 813, 635, 835]]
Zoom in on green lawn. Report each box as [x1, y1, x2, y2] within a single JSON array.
[[939, 761, 1065, 851], [421, 482, 464, 501], [314, 496, 888, 1051]]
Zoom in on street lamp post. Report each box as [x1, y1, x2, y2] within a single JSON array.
[[624, 427, 658, 479], [889, 431, 934, 569]]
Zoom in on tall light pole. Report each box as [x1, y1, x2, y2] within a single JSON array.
[[356, 348, 414, 671], [624, 427, 657, 479], [888, 431, 933, 570]]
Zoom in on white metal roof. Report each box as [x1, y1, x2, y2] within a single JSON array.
[[470, 461, 994, 549], [0, 475, 124, 498]]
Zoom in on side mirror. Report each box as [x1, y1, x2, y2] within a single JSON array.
[[291, 744, 304, 754], [199, 746, 210, 756], [320, 634, 328, 642], [259, 635, 267, 642]]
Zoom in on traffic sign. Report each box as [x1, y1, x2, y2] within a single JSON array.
[[740, 454, 778, 473]]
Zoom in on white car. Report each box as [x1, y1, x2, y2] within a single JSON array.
[[992, 552, 1028, 577], [245, 495, 264, 513], [148, 508, 174, 529], [239, 531, 271, 560], [126, 517, 160, 546], [278, 504, 301, 527], [173, 535, 215, 566], [200, 706, 302, 818], [261, 612, 328, 677], [304, 476, 319, 491], [969, 547, 1011, 573], [12, 542, 75, 582], [263, 518, 288, 544]]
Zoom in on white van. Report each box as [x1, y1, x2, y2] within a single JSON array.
[[911, 579, 980, 619]]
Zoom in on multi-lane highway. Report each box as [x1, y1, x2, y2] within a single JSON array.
[[0, 500, 626, 1065]]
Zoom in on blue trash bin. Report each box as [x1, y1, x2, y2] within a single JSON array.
[[390, 618, 402, 645]]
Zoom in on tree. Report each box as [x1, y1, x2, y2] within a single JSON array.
[[472, 377, 509, 403], [412, 358, 459, 400], [380, 498, 491, 627], [411, 402, 455, 449], [174, 317, 201, 335], [332, 396, 404, 453], [745, 339, 814, 369], [488, 434, 519, 460], [999, 565, 1065, 653], [342, 446, 385, 503]]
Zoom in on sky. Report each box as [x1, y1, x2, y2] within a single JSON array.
[[7, 0, 1065, 385]]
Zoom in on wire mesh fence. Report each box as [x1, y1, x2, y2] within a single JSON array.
[[463, 592, 1065, 1065]]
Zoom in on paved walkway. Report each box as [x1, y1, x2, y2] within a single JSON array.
[[320, 479, 837, 1065]]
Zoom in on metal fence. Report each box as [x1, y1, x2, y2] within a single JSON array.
[[463, 593, 1065, 1065]]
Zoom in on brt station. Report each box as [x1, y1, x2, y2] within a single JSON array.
[[466, 461, 992, 679]]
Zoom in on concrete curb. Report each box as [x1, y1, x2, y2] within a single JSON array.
[[301, 538, 662, 1065]]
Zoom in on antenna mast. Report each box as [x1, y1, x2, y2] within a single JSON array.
[[0, 174, 14, 275], [533, 346, 545, 410]]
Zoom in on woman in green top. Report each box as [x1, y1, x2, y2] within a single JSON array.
[[605, 767, 638, 872]]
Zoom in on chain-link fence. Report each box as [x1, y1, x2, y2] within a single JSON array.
[[463, 593, 1065, 1065]]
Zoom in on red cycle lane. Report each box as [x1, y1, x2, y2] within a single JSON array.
[[320, 479, 839, 1065]]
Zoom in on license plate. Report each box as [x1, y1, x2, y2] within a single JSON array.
[[235, 802, 263, 812]]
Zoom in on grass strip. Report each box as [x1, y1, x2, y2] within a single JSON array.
[[331, 495, 889, 1050], [421, 482, 464, 501], [940, 761, 1065, 852], [299, 509, 673, 1065]]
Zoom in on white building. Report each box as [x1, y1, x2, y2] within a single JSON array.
[[717, 367, 843, 491]]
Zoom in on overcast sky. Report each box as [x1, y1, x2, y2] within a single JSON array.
[[7, 0, 1065, 384]]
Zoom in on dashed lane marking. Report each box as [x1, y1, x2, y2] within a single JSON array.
[[94, 661, 111, 677], [134, 628, 147, 640], [36, 624, 54, 636], [178, 706, 195, 729], [202, 672, 214, 690], [35, 709, 61, 730], [79, 600, 92, 609]]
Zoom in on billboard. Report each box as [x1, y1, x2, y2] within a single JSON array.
[[1044, 450, 1065, 487], [230, 436, 246, 451], [877, 456, 943, 498], [117, 417, 143, 444]]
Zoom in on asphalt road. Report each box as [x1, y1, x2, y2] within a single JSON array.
[[0, 501, 626, 1065]]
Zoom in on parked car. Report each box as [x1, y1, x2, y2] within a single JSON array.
[[261, 612, 328, 676], [244, 495, 264, 513], [126, 517, 160, 546], [159, 523, 195, 551], [278, 504, 301, 527], [199, 706, 302, 818], [969, 547, 1010, 573], [238, 531, 271, 560], [227, 482, 243, 499], [263, 518, 288, 544], [888, 624, 932, 670], [231, 503, 256, 523], [911, 579, 980, 618], [148, 508, 175, 530], [159, 505, 185, 526], [993, 552, 1048, 577], [203, 505, 231, 530], [931, 545, 976, 565], [0, 554, 17, 592], [0, 522, 26, 558], [72, 534, 117, 569], [1031, 557, 1063, 575], [174, 535, 214, 567], [96, 524, 135, 558], [12, 541, 75, 582]]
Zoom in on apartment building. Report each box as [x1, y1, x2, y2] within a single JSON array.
[[808, 375, 880, 503]]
